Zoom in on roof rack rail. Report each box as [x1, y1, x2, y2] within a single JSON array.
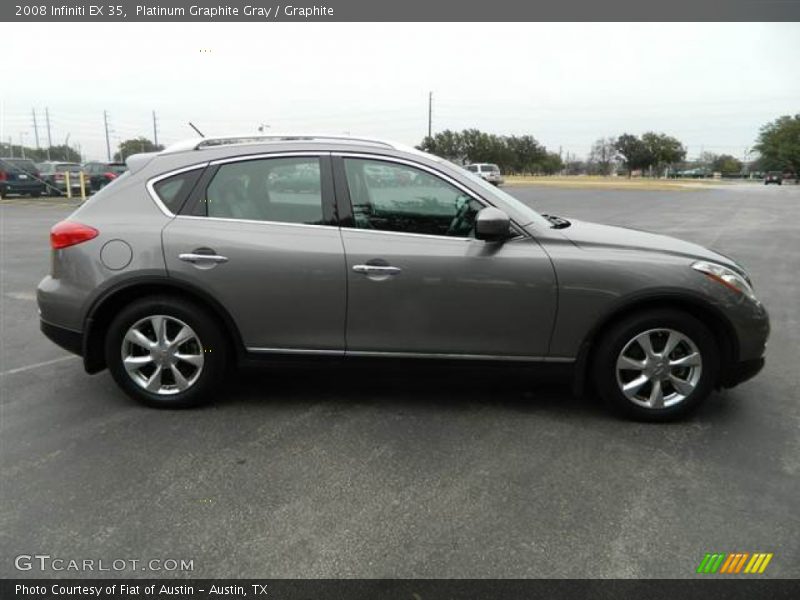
[[161, 133, 397, 154]]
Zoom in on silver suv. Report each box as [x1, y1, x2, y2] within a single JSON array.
[[466, 163, 504, 185], [37, 134, 769, 420]]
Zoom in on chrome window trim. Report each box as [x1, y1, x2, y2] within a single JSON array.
[[175, 214, 340, 231], [333, 152, 529, 240], [208, 151, 329, 166], [246, 346, 574, 363], [146, 163, 209, 218]]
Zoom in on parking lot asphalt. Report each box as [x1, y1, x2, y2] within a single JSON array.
[[1, 183, 798, 578]]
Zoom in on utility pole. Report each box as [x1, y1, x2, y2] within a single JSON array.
[[32, 108, 40, 149], [44, 107, 53, 159], [8, 136, 13, 158], [19, 133, 27, 158], [45, 107, 53, 160], [152, 110, 159, 147], [103, 110, 111, 162], [427, 91, 432, 139]]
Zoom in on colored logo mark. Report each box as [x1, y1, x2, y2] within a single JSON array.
[[696, 552, 773, 574]]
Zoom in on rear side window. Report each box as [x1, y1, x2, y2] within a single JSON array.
[[153, 169, 203, 214], [203, 157, 324, 225]]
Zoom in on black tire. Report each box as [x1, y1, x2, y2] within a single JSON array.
[[105, 295, 228, 408], [30, 191, 41, 198], [592, 309, 720, 421]]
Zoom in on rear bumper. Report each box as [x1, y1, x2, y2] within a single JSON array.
[[719, 357, 765, 388], [1, 181, 45, 195], [40, 319, 83, 357]]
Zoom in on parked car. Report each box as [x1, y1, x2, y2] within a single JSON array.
[[466, 163, 504, 185], [764, 171, 783, 185], [37, 134, 769, 421], [83, 161, 128, 192], [37, 161, 87, 196], [0, 157, 45, 198]]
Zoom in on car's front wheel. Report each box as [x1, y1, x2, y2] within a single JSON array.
[[105, 296, 228, 408], [593, 309, 720, 421]]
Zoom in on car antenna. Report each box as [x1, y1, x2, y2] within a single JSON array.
[[188, 122, 205, 138]]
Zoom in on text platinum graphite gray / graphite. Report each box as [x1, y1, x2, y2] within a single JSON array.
[[47, 5, 336, 18]]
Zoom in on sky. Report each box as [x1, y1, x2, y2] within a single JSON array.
[[2, 22, 798, 162]]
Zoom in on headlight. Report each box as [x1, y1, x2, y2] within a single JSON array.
[[692, 261, 757, 301]]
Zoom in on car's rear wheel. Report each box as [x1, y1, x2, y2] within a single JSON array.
[[105, 296, 228, 408], [593, 309, 719, 421]]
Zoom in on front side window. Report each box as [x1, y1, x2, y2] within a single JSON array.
[[204, 157, 323, 225], [344, 158, 482, 237]]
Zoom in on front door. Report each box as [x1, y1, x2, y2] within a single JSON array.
[[336, 156, 557, 359]]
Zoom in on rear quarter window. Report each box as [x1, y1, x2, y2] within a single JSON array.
[[152, 169, 203, 214]]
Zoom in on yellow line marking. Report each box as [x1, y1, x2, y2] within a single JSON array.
[[758, 554, 773, 574]]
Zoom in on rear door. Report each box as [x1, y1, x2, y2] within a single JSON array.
[[161, 153, 347, 354]]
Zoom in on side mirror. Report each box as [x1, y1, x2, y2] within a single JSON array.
[[475, 207, 511, 241]]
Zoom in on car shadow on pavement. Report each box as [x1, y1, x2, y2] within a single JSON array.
[[213, 363, 612, 420]]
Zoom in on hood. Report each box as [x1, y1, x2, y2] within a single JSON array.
[[558, 219, 739, 269]]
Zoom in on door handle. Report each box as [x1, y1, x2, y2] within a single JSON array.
[[352, 264, 402, 275], [179, 253, 229, 264]]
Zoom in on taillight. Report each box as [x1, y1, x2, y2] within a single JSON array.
[[50, 221, 99, 250], [0, 170, 6, 181], [104, 172, 117, 180], [54, 173, 65, 181]]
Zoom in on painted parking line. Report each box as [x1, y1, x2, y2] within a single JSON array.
[[0, 355, 80, 377], [4, 291, 37, 301]]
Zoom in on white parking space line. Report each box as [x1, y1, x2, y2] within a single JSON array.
[[0, 355, 80, 377], [4, 291, 37, 301]]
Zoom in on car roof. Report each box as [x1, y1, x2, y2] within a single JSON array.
[[127, 133, 443, 176]]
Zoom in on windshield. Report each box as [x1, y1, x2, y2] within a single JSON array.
[[56, 164, 82, 173], [450, 160, 550, 228]]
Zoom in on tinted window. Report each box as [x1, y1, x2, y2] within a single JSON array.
[[153, 169, 203, 214], [3, 158, 38, 173], [204, 157, 323, 225], [344, 158, 483, 237], [56, 163, 81, 173], [466, 165, 478, 173]]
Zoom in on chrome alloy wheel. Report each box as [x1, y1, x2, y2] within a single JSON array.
[[121, 315, 204, 395], [615, 328, 703, 409]]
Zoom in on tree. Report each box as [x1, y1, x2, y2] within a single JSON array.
[[614, 134, 652, 176], [114, 137, 164, 162], [754, 114, 800, 174], [614, 132, 685, 176], [418, 129, 549, 175], [641, 132, 686, 174], [711, 154, 743, 175], [588, 137, 618, 175]]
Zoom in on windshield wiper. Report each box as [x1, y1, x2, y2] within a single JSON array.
[[542, 214, 571, 229]]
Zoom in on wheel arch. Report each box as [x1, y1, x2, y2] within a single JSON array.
[[572, 292, 738, 397], [82, 276, 245, 374]]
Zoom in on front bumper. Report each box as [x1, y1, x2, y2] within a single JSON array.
[[40, 319, 83, 357], [719, 357, 765, 388]]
